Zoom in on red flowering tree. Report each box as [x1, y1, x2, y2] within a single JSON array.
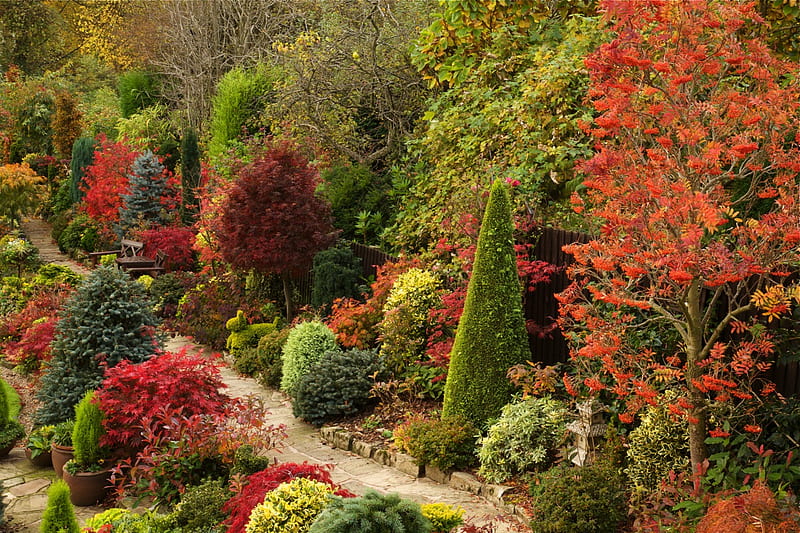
[[218, 141, 335, 319], [559, 0, 800, 469]]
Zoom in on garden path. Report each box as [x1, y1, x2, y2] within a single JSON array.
[[4, 218, 529, 532]]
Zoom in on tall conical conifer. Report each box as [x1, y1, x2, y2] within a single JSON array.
[[442, 179, 530, 427]]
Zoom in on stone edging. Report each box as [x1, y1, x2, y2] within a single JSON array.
[[318, 426, 531, 525]]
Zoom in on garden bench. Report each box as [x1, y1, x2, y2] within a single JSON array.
[[87, 238, 144, 266], [123, 250, 167, 277]]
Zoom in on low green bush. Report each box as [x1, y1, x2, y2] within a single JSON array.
[[626, 396, 689, 492], [255, 327, 290, 387], [529, 460, 627, 533], [225, 310, 280, 358], [393, 415, 477, 471], [420, 503, 465, 533], [171, 478, 230, 532], [292, 348, 384, 426], [477, 396, 568, 483], [56, 214, 101, 255], [280, 321, 338, 398], [311, 245, 362, 311], [245, 477, 335, 533], [309, 490, 432, 533]]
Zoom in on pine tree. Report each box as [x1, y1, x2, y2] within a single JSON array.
[[118, 150, 167, 233], [180, 128, 201, 225], [39, 480, 80, 533], [69, 137, 95, 204], [442, 179, 530, 427], [35, 266, 161, 425]]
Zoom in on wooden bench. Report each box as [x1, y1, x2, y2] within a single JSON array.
[[124, 250, 167, 277], [88, 239, 144, 266]]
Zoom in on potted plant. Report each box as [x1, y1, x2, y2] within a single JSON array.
[[62, 391, 110, 506], [50, 419, 74, 479], [25, 425, 55, 467], [0, 377, 25, 457]]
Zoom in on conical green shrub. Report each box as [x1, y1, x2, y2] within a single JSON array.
[[442, 179, 531, 428], [40, 480, 80, 533]]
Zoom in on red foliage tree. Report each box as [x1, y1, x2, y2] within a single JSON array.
[[558, 0, 800, 469], [217, 141, 335, 319], [696, 481, 800, 533], [80, 135, 138, 234], [138, 226, 196, 271]]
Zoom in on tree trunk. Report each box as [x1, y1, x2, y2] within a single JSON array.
[[685, 280, 708, 471], [282, 272, 293, 322]]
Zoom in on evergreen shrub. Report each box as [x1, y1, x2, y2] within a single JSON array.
[[118, 71, 159, 119], [626, 396, 690, 492], [0, 377, 24, 449], [171, 478, 230, 532], [309, 490, 432, 533], [244, 477, 335, 533], [56, 213, 101, 254], [255, 327, 291, 387], [69, 136, 95, 204], [420, 503, 465, 533], [40, 479, 80, 533], [442, 179, 531, 427], [118, 150, 169, 233], [311, 245, 362, 311], [529, 460, 627, 533], [70, 391, 105, 469], [280, 321, 338, 398], [318, 164, 390, 242], [35, 266, 161, 425], [292, 348, 383, 426], [378, 268, 440, 374], [393, 415, 477, 471], [225, 310, 280, 358], [477, 397, 568, 483]]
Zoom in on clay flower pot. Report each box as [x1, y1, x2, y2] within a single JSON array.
[[62, 466, 110, 506], [50, 443, 74, 479], [25, 447, 52, 468]]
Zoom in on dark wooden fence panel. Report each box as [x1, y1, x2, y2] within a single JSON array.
[[526, 228, 593, 366]]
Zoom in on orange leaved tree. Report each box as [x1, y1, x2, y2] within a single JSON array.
[[559, 0, 800, 469]]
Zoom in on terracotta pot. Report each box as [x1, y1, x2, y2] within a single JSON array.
[[25, 448, 53, 468], [62, 467, 110, 506], [50, 443, 74, 479]]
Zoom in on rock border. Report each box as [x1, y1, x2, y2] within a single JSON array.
[[319, 426, 531, 525]]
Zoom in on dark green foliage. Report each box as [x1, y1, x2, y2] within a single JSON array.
[[318, 164, 392, 243], [118, 71, 159, 119], [292, 349, 384, 427], [529, 461, 628, 533], [119, 150, 168, 234], [231, 444, 272, 476], [71, 391, 104, 468], [256, 327, 290, 388], [56, 213, 100, 254], [392, 415, 477, 471], [35, 266, 161, 425], [50, 179, 73, 216], [442, 179, 531, 427], [52, 419, 74, 447], [180, 128, 201, 225], [70, 137, 96, 204], [0, 378, 24, 449], [311, 245, 362, 310], [148, 272, 190, 318], [171, 478, 230, 532], [309, 490, 432, 533], [40, 479, 80, 533]]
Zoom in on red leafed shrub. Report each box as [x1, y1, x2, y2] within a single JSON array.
[[696, 481, 800, 533], [223, 462, 355, 533], [95, 348, 229, 451], [138, 226, 197, 271], [4, 318, 57, 371], [80, 135, 137, 233], [327, 258, 420, 349]]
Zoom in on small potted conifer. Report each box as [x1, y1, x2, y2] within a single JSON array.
[[62, 391, 109, 506], [0, 378, 25, 457]]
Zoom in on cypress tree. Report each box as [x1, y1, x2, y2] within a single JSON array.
[[35, 266, 161, 425], [39, 480, 80, 533], [179, 128, 201, 225], [69, 137, 95, 204], [442, 179, 531, 427]]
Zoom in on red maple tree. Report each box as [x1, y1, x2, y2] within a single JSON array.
[[80, 135, 137, 234], [217, 141, 335, 319], [558, 0, 800, 468]]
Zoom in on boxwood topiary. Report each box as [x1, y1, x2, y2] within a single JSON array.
[[442, 179, 531, 428], [529, 460, 627, 533], [280, 321, 338, 398], [477, 396, 568, 483], [309, 490, 432, 533], [292, 348, 384, 426]]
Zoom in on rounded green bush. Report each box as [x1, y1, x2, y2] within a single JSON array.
[[529, 461, 627, 533], [171, 478, 231, 531], [393, 415, 477, 471], [245, 477, 335, 533], [292, 348, 384, 426], [311, 245, 362, 310], [309, 490, 432, 533], [477, 396, 568, 483], [280, 321, 338, 398]]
